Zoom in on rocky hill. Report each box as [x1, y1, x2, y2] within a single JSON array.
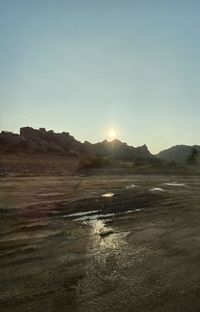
[[83, 139, 152, 161], [0, 127, 83, 155], [0, 127, 153, 161], [157, 145, 200, 163]]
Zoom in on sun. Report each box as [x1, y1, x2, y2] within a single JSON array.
[[108, 128, 117, 140]]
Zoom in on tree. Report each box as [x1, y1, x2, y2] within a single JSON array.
[[186, 147, 199, 165]]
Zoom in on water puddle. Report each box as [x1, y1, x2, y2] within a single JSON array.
[[164, 182, 186, 187], [64, 210, 100, 218], [126, 184, 137, 189], [149, 187, 166, 192], [74, 213, 115, 221], [74, 208, 143, 221], [101, 192, 115, 198], [38, 192, 65, 197]]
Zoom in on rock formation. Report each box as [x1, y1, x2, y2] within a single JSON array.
[[0, 127, 153, 160]]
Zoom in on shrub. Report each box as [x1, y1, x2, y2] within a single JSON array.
[[79, 156, 112, 169]]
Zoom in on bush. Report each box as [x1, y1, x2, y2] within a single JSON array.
[[79, 156, 113, 169]]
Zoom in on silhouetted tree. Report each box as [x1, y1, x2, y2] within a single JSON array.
[[187, 147, 199, 165]]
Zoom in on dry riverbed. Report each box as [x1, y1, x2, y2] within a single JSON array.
[[1, 175, 200, 311]]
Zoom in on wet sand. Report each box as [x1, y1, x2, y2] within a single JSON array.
[[1, 175, 200, 311]]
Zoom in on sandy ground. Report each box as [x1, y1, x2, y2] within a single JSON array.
[[1, 175, 200, 311]]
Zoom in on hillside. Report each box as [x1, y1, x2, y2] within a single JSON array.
[[157, 145, 200, 163]]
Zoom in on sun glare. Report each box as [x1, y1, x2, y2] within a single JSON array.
[[108, 128, 117, 140]]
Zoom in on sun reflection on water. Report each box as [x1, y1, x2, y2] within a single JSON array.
[[86, 219, 128, 254], [76, 219, 131, 301]]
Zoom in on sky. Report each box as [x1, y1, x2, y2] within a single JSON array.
[[1, 0, 200, 153]]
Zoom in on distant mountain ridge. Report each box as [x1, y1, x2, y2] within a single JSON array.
[[157, 145, 200, 163], [0, 127, 153, 161]]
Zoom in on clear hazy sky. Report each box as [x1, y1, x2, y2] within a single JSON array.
[[1, 0, 200, 153]]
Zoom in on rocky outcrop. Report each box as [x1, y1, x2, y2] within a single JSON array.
[[0, 132, 25, 147], [0, 127, 153, 160], [20, 127, 41, 140], [18, 127, 83, 154], [83, 139, 152, 161]]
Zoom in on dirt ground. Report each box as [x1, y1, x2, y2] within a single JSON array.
[[0, 154, 80, 176], [1, 175, 200, 311]]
